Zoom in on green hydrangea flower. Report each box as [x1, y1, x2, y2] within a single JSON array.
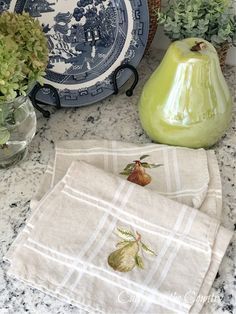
[[0, 12, 48, 103]]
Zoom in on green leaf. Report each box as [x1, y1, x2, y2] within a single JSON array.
[[120, 163, 135, 176], [141, 242, 157, 256], [135, 254, 144, 269], [123, 163, 135, 172], [116, 240, 130, 248], [140, 154, 149, 160], [124, 163, 135, 171], [154, 0, 236, 45], [149, 163, 163, 168], [0, 127, 10, 145], [141, 162, 151, 168], [116, 228, 136, 241], [141, 163, 163, 169], [120, 170, 132, 176], [0, 104, 11, 125]]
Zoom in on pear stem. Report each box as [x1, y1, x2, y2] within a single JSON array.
[[190, 41, 207, 52], [136, 232, 141, 242]]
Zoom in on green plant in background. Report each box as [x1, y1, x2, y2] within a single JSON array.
[[157, 0, 236, 47], [0, 12, 48, 146]]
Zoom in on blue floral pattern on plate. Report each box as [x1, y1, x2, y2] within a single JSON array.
[[3, 0, 149, 107]]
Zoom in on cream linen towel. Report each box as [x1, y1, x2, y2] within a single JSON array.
[[31, 140, 222, 219], [5, 161, 232, 314]]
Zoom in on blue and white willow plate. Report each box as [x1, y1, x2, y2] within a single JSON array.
[[1, 0, 149, 107]]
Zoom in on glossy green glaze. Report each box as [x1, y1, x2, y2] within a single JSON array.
[[139, 38, 233, 148]]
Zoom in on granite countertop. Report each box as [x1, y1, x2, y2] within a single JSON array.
[[0, 48, 235, 314]]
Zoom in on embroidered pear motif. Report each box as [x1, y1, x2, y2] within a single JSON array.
[[120, 155, 162, 186], [108, 227, 157, 273]]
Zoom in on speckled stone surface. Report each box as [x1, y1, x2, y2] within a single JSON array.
[[0, 48, 235, 314]]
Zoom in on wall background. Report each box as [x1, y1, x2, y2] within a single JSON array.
[[152, 0, 236, 66]]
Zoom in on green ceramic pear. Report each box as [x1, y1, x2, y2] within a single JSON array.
[[139, 38, 232, 148]]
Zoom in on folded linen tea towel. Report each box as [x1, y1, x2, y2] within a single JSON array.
[[32, 140, 222, 219], [5, 161, 233, 313]]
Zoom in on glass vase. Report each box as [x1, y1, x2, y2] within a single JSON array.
[[0, 96, 36, 168]]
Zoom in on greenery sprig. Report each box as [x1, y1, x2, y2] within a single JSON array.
[[157, 0, 236, 47]]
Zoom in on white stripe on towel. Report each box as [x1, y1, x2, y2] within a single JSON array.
[[70, 183, 135, 291], [141, 209, 198, 313], [129, 205, 187, 313], [111, 141, 118, 173], [56, 148, 169, 157], [129, 148, 182, 313], [61, 187, 209, 252], [146, 206, 188, 284], [23, 242, 188, 313], [157, 210, 198, 289], [51, 152, 57, 188], [56, 144, 168, 153], [173, 148, 182, 202], [55, 180, 127, 293], [163, 148, 172, 193]]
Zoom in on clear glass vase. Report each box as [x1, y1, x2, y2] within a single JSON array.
[[0, 96, 36, 168]]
